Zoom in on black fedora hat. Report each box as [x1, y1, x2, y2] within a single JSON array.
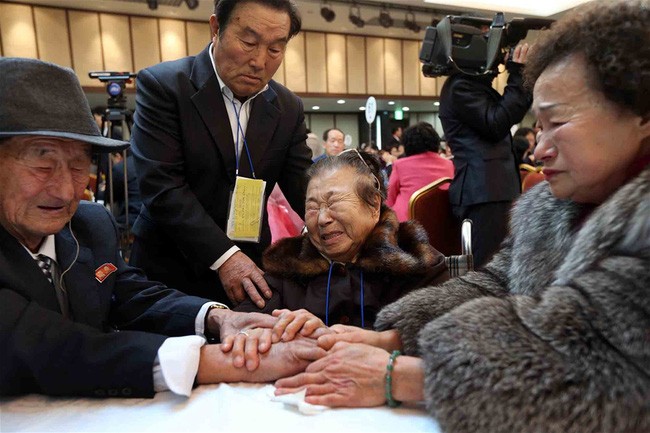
[[0, 57, 129, 152]]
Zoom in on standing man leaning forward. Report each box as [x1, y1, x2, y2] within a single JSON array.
[[129, 0, 312, 307], [0, 58, 323, 398]]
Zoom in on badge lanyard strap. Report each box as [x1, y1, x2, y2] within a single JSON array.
[[231, 100, 256, 179], [325, 262, 365, 328]]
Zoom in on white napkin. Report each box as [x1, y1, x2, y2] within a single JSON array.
[[265, 385, 329, 415]]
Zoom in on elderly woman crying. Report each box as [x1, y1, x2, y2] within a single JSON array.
[[236, 149, 448, 329]]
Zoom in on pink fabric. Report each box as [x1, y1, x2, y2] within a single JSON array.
[[267, 184, 304, 244], [386, 152, 455, 222]]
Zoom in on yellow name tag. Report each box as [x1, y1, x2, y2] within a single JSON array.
[[226, 176, 266, 242]]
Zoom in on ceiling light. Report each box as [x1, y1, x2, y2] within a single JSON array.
[[147, 0, 158, 10], [434, 101, 440, 106], [404, 11, 421, 33], [388, 101, 395, 105], [312, 105, 320, 110], [359, 106, 366, 111], [320, 2, 336, 23], [403, 107, 410, 111], [185, 0, 199, 10], [378, 6, 393, 28], [348, 4, 365, 28], [337, 99, 346, 104]]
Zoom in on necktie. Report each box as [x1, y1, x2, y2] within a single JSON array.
[[36, 254, 71, 319], [36, 254, 54, 285]]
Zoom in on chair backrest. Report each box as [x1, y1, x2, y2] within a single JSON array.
[[522, 171, 545, 192], [408, 177, 461, 256]]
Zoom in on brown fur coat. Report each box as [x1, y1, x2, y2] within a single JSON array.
[[236, 206, 448, 328]]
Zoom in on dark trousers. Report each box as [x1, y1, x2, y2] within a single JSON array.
[[130, 235, 231, 305], [452, 201, 513, 269]]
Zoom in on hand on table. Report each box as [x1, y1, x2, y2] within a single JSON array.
[[317, 325, 402, 352], [274, 341, 390, 407], [218, 251, 271, 308], [270, 309, 333, 343]]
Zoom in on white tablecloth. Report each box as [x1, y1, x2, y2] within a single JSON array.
[[1, 383, 441, 433]]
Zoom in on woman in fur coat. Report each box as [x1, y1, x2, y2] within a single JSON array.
[[274, 2, 650, 432], [235, 149, 448, 329]]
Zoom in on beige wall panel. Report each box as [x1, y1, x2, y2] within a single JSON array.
[[365, 37, 385, 95], [0, 3, 37, 58], [346, 36, 366, 94], [419, 69, 437, 96], [284, 32, 306, 93], [68, 11, 103, 86], [384, 38, 402, 95], [273, 59, 285, 85], [494, 64, 507, 93], [100, 14, 132, 73], [131, 17, 160, 72], [159, 19, 186, 62], [402, 40, 420, 96], [326, 34, 346, 94], [186, 21, 210, 56], [33, 7, 71, 67], [305, 32, 326, 93]]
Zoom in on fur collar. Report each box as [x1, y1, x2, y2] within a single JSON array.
[[263, 205, 440, 280]]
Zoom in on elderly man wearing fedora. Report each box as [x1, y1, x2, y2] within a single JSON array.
[[0, 57, 324, 398]]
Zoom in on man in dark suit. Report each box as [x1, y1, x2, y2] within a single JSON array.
[[439, 43, 532, 267], [0, 58, 322, 398], [129, 0, 312, 307]]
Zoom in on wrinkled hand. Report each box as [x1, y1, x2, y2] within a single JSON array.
[[207, 308, 276, 342], [271, 309, 333, 343], [245, 336, 327, 383], [218, 251, 271, 308], [317, 325, 402, 352], [274, 342, 389, 407], [221, 327, 274, 371]]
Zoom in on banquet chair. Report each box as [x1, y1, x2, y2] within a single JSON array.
[[408, 178, 473, 277], [522, 170, 545, 192]]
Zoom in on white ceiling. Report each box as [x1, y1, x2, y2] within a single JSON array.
[[9, 0, 592, 112]]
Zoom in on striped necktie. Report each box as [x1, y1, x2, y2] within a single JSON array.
[[36, 254, 54, 285]]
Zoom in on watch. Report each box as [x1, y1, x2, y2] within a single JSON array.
[[205, 303, 229, 343]]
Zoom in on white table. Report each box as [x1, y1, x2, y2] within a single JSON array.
[[1, 383, 441, 433]]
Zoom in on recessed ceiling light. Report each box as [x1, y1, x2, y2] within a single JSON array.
[[433, 101, 440, 106], [388, 101, 395, 105], [403, 107, 410, 111], [359, 106, 366, 111], [337, 99, 346, 104], [312, 105, 320, 110]]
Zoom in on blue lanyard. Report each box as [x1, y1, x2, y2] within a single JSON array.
[[324, 262, 365, 328], [231, 100, 256, 178]]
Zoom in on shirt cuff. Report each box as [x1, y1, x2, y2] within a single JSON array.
[[153, 335, 206, 397], [209, 246, 241, 271]]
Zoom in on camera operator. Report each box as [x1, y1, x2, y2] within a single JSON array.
[[439, 43, 532, 268]]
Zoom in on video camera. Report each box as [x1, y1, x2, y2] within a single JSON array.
[[88, 71, 137, 109], [419, 12, 553, 77]]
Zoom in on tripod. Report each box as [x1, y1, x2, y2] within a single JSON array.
[[99, 105, 134, 260]]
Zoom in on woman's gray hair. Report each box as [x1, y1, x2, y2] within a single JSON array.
[[306, 149, 386, 208]]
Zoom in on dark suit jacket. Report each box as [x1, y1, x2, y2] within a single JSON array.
[[0, 202, 208, 397], [439, 65, 531, 207], [130, 45, 312, 298]]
